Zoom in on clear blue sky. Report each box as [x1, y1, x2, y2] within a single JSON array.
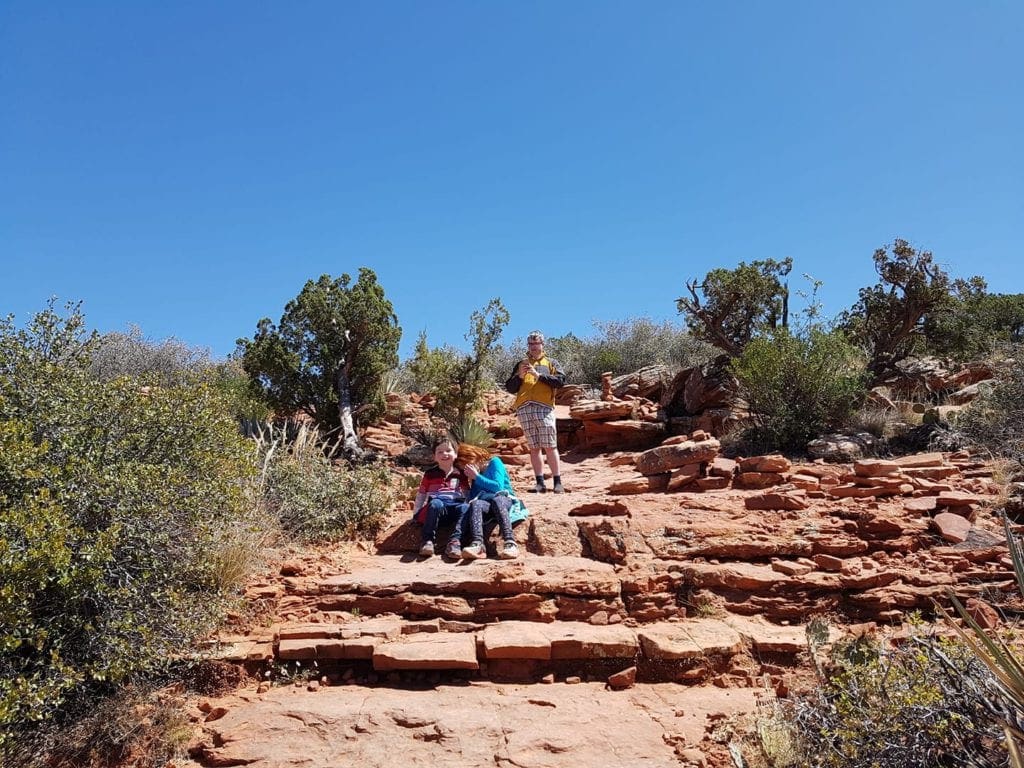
[[3, 2, 1021, 361]]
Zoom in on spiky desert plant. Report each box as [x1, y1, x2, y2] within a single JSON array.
[[449, 416, 494, 449], [941, 513, 1024, 765]]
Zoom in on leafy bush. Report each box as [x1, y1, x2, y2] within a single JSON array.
[[90, 324, 211, 385], [237, 269, 401, 456], [493, 317, 716, 387], [731, 328, 867, 452], [256, 423, 393, 542], [204, 356, 272, 427], [406, 332, 463, 403], [956, 349, 1024, 468], [0, 302, 258, 758], [789, 632, 1006, 767], [90, 326, 272, 427], [407, 299, 509, 424], [924, 285, 1024, 362]]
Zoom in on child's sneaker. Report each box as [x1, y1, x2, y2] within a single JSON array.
[[418, 540, 435, 557], [500, 541, 520, 560], [444, 539, 463, 560], [529, 481, 547, 493], [552, 481, 566, 494], [461, 542, 486, 560]]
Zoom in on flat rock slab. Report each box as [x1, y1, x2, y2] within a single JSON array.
[[637, 619, 744, 660], [187, 682, 760, 768], [373, 632, 479, 671], [320, 555, 621, 598], [723, 615, 842, 654], [482, 621, 552, 660], [543, 622, 639, 659]]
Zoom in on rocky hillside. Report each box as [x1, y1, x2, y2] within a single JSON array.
[[180, 383, 1014, 768]]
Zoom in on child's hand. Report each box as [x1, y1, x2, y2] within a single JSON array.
[[464, 463, 479, 480]]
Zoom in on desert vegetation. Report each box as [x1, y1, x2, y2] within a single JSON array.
[[3, 240, 1024, 766], [0, 300, 395, 766]]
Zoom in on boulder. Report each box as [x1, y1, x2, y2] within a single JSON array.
[[636, 438, 720, 476], [807, 432, 878, 462]]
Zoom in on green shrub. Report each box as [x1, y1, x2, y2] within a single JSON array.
[[449, 416, 494, 449], [493, 318, 717, 387], [406, 332, 463, 403], [789, 632, 1006, 767], [407, 299, 509, 424], [0, 302, 258, 758], [204, 356, 272, 427], [90, 324, 211, 385], [956, 348, 1024, 468], [925, 287, 1024, 362], [256, 423, 393, 542], [732, 328, 867, 452]]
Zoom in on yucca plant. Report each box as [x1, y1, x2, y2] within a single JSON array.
[[407, 424, 452, 451], [941, 512, 1024, 765], [449, 416, 494, 449]]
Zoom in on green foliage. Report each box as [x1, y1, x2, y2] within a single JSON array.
[[203, 356, 273, 426], [406, 331, 462, 398], [449, 416, 494, 449], [956, 349, 1024, 468], [237, 269, 401, 437], [90, 324, 211, 385], [256, 423, 393, 542], [840, 239, 980, 377], [408, 298, 509, 424], [0, 301, 258, 755], [494, 318, 716, 387], [731, 328, 867, 452], [789, 633, 1006, 767], [89, 325, 272, 426], [677, 258, 793, 356], [942, 514, 1024, 766], [925, 283, 1024, 362]]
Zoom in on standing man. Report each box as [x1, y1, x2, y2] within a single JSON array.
[[505, 331, 567, 493]]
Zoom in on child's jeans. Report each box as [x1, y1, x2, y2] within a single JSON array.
[[421, 498, 470, 545]]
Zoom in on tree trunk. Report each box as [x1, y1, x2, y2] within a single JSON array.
[[335, 365, 367, 460]]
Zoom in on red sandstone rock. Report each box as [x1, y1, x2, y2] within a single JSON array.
[[635, 438, 720, 476], [607, 665, 638, 689], [744, 491, 809, 510], [932, 512, 971, 543], [738, 454, 791, 473]]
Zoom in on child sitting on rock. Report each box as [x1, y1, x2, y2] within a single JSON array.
[[457, 443, 527, 560], [412, 437, 470, 558]]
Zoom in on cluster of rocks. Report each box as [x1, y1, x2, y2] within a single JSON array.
[[603, 432, 998, 511], [557, 362, 741, 452]]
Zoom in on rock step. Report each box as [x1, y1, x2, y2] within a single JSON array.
[[313, 554, 622, 623], [209, 614, 832, 687], [268, 550, 1014, 626]]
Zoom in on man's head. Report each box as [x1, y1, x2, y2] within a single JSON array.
[[526, 331, 544, 359]]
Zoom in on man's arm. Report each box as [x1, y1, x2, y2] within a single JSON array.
[[504, 361, 523, 394]]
